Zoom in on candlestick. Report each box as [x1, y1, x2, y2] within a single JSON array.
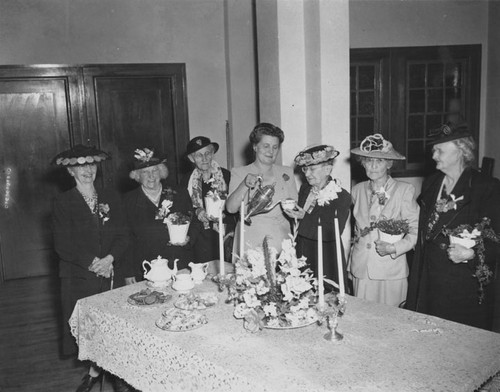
[[240, 200, 245, 258], [219, 207, 225, 276], [317, 218, 325, 309], [334, 211, 345, 297]]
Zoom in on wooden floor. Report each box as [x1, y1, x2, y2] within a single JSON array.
[[0, 276, 115, 392]]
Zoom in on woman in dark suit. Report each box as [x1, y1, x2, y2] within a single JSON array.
[[284, 145, 351, 288], [406, 123, 500, 330], [51, 145, 129, 392], [119, 148, 201, 285]]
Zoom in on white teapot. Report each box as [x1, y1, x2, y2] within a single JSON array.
[[142, 256, 178, 287], [189, 261, 209, 284]]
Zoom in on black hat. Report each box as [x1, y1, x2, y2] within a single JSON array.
[[294, 144, 340, 167], [51, 144, 110, 166], [186, 136, 219, 156], [428, 122, 473, 145], [131, 148, 167, 170]]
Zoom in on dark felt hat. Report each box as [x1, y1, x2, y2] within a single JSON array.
[[294, 144, 340, 167], [186, 136, 219, 156], [131, 148, 167, 170], [51, 144, 110, 166], [427, 122, 473, 145]]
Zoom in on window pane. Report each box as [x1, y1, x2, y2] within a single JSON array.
[[407, 140, 425, 164], [408, 115, 424, 139], [358, 66, 375, 89], [351, 92, 357, 116], [409, 90, 425, 113], [358, 117, 374, 139], [445, 63, 462, 88], [409, 64, 426, 88], [358, 91, 374, 115], [428, 63, 444, 87], [350, 66, 356, 89], [427, 89, 444, 112], [426, 114, 444, 133]]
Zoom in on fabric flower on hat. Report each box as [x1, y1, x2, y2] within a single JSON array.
[[134, 148, 154, 163]]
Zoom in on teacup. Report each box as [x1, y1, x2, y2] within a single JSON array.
[[172, 274, 195, 292]]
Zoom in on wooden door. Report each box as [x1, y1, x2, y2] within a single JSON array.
[[83, 64, 190, 193], [0, 67, 83, 280]]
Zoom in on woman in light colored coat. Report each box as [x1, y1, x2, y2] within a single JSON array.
[[350, 134, 419, 307]]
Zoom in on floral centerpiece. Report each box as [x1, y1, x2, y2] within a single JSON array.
[[225, 235, 318, 332], [443, 217, 500, 304]]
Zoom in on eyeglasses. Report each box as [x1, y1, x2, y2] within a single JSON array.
[[301, 165, 323, 173], [193, 151, 214, 160]]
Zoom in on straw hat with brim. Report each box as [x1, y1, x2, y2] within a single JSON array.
[[186, 136, 219, 156], [294, 144, 340, 167], [427, 122, 472, 145], [51, 144, 110, 166], [351, 134, 405, 160], [131, 147, 167, 171]]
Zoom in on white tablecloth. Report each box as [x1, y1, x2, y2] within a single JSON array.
[[70, 280, 500, 392]]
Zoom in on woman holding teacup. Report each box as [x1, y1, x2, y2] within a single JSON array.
[[284, 145, 351, 286], [118, 148, 201, 285]]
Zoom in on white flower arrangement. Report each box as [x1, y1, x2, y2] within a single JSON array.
[[155, 199, 173, 223], [316, 178, 342, 206], [225, 235, 318, 332]]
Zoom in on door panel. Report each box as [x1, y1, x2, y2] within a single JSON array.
[[84, 65, 189, 193], [0, 78, 73, 279]]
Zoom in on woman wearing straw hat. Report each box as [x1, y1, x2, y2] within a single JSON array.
[[51, 144, 129, 392], [350, 134, 419, 307], [284, 144, 351, 285], [119, 148, 201, 285]]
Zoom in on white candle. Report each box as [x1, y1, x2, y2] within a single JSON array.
[[219, 207, 225, 276], [317, 218, 325, 309], [334, 211, 345, 297], [240, 200, 245, 258]]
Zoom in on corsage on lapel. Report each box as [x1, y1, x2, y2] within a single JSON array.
[[98, 203, 110, 225]]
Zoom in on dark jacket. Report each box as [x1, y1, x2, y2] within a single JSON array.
[[119, 184, 201, 280], [52, 187, 129, 279], [406, 168, 500, 330]]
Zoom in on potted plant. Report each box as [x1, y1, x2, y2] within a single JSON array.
[[375, 218, 410, 244], [165, 212, 191, 245]]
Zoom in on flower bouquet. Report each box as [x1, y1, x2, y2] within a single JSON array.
[[165, 212, 191, 245], [443, 217, 500, 303], [224, 235, 318, 332]]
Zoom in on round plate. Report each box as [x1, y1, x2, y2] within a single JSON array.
[[174, 292, 218, 310], [156, 308, 208, 332], [145, 280, 170, 289], [128, 290, 172, 306]]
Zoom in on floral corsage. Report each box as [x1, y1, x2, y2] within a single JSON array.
[[316, 178, 342, 207], [98, 203, 110, 225]]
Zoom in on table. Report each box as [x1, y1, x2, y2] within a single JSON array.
[[70, 279, 500, 392]]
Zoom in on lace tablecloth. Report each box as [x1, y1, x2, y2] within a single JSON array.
[[69, 280, 500, 392]]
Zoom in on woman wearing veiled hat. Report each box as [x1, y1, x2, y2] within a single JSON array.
[[119, 148, 201, 285], [181, 136, 235, 263], [51, 145, 130, 392], [350, 134, 419, 307], [406, 123, 500, 330], [284, 145, 351, 286]]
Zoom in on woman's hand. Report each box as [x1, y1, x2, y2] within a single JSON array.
[[196, 207, 210, 224], [447, 244, 475, 264], [283, 205, 305, 220], [244, 173, 262, 189], [374, 240, 396, 257], [88, 255, 114, 278]]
